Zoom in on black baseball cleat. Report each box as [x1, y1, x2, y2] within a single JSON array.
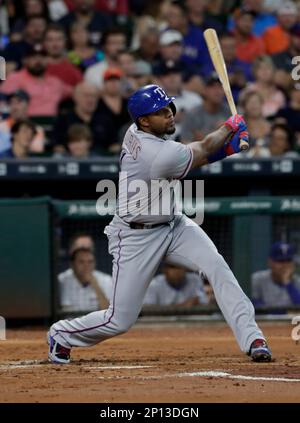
[[248, 339, 272, 362], [47, 332, 71, 364]]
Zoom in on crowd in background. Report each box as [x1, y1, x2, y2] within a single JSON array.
[[58, 232, 300, 315], [0, 0, 300, 159]]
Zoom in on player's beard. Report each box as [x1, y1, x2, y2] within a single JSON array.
[[27, 65, 46, 77], [165, 125, 176, 135]]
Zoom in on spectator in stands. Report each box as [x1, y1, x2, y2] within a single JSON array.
[[68, 232, 95, 255], [0, 0, 9, 43], [51, 81, 100, 152], [96, 67, 130, 154], [117, 50, 136, 77], [185, 0, 224, 33], [266, 123, 298, 157], [243, 55, 286, 118], [276, 83, 300, 152], [228, 0, 277, 37], [0, 119, 37, 159], [251, 241, 300, 309], [58, 231, 96, 272], [263, 1, 297, 55], [154, 60, 202, 141], [48, 0, 69, 22], [134, 27, 160, 65], [44, 23, 83, 86], [94, 0, 129, 17], [58, 247, 112, 313], [239, 91, 271, 158], [232, 9, 265, 64], [243, 0, 278, 35], [94, 0, 132, 37], [143, 263, 208, 307], [221, 32, 253, 101], [164, 0, 211, 74], [2, 15, 48, 73], [130, 13, 158, 51], [128, 60, 153, 90], [155, 29, 204, 96], [118, 53, 153, 95], [157, 29, 183, 64], [67, 21, 104, 72], [272, 23, 300, 74], [0, 89, 47, 154], [84, 27, 127, 90], [181, 72, 229, 143], [65, 124, 93, 159], [246, 122, 298, 158], [0, 44, 73, 117], [59, 0, 112, 47], [119, 61, 152, 97], [10, 0, 50, 38], [202, 32, 253, 102]]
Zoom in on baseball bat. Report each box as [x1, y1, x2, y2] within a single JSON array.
[[203, 28, 249, 151]]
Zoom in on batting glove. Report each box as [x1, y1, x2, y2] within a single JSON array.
[[224, 114, 247, 133], [207, 129, 249, 163], [224, 128, 249, 155]]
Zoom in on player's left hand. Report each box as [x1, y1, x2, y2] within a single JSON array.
[[224, 128, 249, 156], [224, 114, 247, 133], [207, 128, 249, 163]]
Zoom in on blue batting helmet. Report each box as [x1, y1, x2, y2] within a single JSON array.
[[127, 84, 176, 122]]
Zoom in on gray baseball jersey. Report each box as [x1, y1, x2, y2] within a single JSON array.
[[252, 269, 300, 308], [50, 123, 265, 354], [117, 124, 193, 224]]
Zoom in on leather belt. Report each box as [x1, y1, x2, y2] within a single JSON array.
[[129, 222, 168, 229]]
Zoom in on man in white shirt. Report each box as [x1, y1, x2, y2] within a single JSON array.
[[84, 28, 127, 91], [58, 247, 112, 313], [143, 263, 208, 307]]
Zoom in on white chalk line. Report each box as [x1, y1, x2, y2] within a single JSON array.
[[99, 370, 300, 383], [85, 365, 153, 370], [178, 371, 300, 383], [0, 360, 47, 370], [0, 360, 154, 371], [1, 361, 300, 383]]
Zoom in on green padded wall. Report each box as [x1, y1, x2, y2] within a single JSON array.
[[0, 198, 52, 318]]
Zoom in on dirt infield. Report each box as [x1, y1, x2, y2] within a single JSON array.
[[0, 321, 300, 403]]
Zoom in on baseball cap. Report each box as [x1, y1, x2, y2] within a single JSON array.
[[103, 67, 123, 81], [270, 241, 296, 261], [7, 89, 30, 102], [290, 23, 300, 36], [205, 71, 221, 85], [277, 1, 297, 15], [153, 60, 183, 76], [159, 30, 183, 46], [24, 43, 47, 57], [130, 60, 152, 77]]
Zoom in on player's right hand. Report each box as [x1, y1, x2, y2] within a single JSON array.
[[224, 114, 247, 133]]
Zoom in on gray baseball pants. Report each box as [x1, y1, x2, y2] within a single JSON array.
[[50, 214, 264, 353]]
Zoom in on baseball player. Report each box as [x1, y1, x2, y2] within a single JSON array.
[[48, 84, 272, 364]]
